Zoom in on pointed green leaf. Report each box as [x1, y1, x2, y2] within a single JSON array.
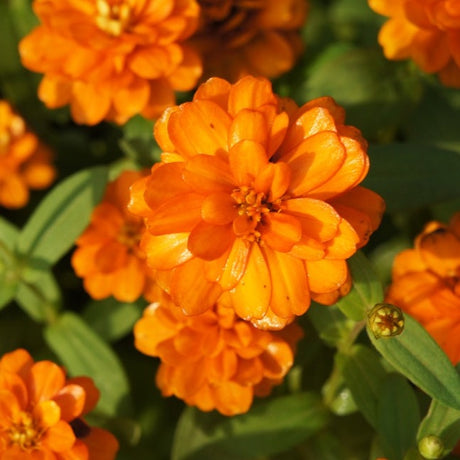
[[172, 393, 329, 460], [377, 373, 421, 460], [82, 298, 145, 342], [44, 312, 132, 416], [15, 270, 61, 323], [367, 312, 460, 410], [17, 166, 108, 277], [339, 344, 387, 427], [363, 144, 460, 212], [0, 218, 20, 309], [336, 251, 384, 321]]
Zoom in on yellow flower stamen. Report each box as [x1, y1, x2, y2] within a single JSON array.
[[8, 411, 44, 451], [96, 0, 131, 37], [117, 220, 143, 253]]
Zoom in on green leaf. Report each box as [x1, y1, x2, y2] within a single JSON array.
[[15, 270, 61, 323], [82, 298, 145, 342], [17, 166, 108, 277], [377, 373, 421, 460], [339, 344, 387, 427], [0, 218, 20, 309], [336, 251, 384, 321], [417, 399, 460, 455], [44, 312, 132, 416], [367, 312, 460, 410], [172, 393, 329, 460], [363, 144, 460, 212]]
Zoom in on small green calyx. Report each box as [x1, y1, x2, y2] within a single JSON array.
[[367, 303, 405, 339]]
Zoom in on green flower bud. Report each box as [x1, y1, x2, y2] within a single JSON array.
[[418, 435, 445, 459], [367, 303, 405, 339]]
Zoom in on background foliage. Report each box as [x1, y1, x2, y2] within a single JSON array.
[[1, 0, 460, 459]]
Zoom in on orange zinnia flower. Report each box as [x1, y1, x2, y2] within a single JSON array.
[[19, 0, 202, 125], [190, 0, 308, 82], [386, 212, 460, 364], [0, 100, 56, 209], [134, 285, 303, 416], [72, 170, 157, 302], [128, 76, 385, 329], [0, 348, 119, 459], [369, 0, 460, 87]]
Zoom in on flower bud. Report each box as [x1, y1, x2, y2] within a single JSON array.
[[368, 303, 405, 339], [418, 435, 445, 459]]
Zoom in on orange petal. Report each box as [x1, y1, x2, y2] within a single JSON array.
[[308, 134, 369, 200], [112, 256, 146, 302], [193, 77, 231, 109], [260, 338, 294, 379], [0, 175, 29, 209], [230, 243, 270, 320], [286, 131, 346, 196], [112, 76, 150, 122], [140, 232, 193, 270], [148, 192, 203, 234], [228, 76, 277, 117], [43, 420, 76, 453], [141, 77, 176, 120], [0, 390, 21, 420], [183, 154, 234, 193], [264, 248, 310, 317], [282, 198, 341, 242], [229, 140, 268, 185], [66, 377, 100, 415], [167, 44, 202, 91], [254, 162, 290, 200], [261, 213, 302, 252], [229, 109, 268, 148], [70, 81, 111, 125], [33, 400, 61, 428], [134, 314, 178, 357], [0, 349, 33, 377], [391, 249, 426, 278], [268, 111, 290, 158], [278, 107, 337, 156], [201, 192, 236, 225], [143, 162, 191, 210], [306, 259, 348, 294], [78, 427, 119, 460], [168, 100, 231, 158], [53, 384, 85, 422], [95, 242, 128, 273], [83, 272, 115, 300], [170, 258, 223, 315], [129, 44, 182, 79], [188, 222, 234, 260], [128, 176, 154, 218], [218, 238, 250, 290], [325, 218, 360, 259], [27, 361, 66, 404], [38, 74, 72, 108], [212, 381, 253, 416]]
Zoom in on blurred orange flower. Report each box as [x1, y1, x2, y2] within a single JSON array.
[[0, 100, 56, 209], [129, 76, 385, 329], [386, 212, 460, 364], [72, 170, 156, 302], [369, 0, 460, 87], [0, 348, 118, 459], [191, 0, 308, 82], [134, 285, 303, 416], [19, 0, 202, 125]]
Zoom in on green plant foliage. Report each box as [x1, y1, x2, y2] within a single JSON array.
[[44, 312, 132, 417], [16, 166, 108, 279], [367, 313, 460, 410], [171, 393, 330, 460], [336, 251, 383, 321], [376, 373, 421, 460], [363, 144, 460, 212]]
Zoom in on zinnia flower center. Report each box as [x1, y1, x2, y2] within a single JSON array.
[[8, 411, 43, 451], [95, 0, 131, 36], [117, 220, 143, 249], [231, 186, 274, 241], [198, 0, 264, 47]]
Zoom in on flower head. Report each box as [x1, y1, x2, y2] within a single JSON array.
[[72, 170, 157, 302], [0, 348, 118, 459], [19, 0, 202, 125], [369, 0, 460, 87], [0, 100, 56, 209], [386, 212, 460, 364], [129, 76, 385, 329], [191, 0, 308, 82], [134, 285, 303, 416]]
